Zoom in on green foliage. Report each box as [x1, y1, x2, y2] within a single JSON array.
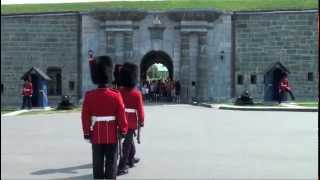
[[147, 64, 169, 80], [1, 0, 318, 14], [147, 65, 160, 80]]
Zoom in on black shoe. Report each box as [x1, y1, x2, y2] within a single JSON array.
[[132, 158, 140, 164], [117, 169, 128, 176], [127, 158, 140, 168]]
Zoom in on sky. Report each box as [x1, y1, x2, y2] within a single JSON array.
[[1, 0, 162, 4]]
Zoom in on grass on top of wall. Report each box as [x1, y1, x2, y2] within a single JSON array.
[[1, 0, 318, 14]]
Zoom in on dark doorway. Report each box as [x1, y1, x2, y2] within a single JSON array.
[[47, 67, 62, 96], [264, 62, 289, 101], [140, 51, 173, 81], [30, 73, 39, 107]]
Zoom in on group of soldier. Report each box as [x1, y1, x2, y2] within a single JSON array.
[[81, 50, 144, 179]]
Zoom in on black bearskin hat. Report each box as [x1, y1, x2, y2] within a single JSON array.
[[120, 62, 138, 88], [113, 64, 123, 86], [90, 56, 113, 85]]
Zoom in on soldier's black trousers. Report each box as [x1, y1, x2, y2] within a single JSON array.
[[118, 129, 136, 170], [21, 96, 32, 109], [92, 144, 117, 179], [278, 90, 295, 103]]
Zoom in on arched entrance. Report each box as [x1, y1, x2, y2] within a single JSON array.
[[140, 51, 173, 81], [264, 62, 290, 101]]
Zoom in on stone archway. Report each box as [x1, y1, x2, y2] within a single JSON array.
[[140, 50, 173, 81]]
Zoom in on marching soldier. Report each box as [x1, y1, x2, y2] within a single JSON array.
[[82, 53, 128, 179], [117, 62, 145, 175]]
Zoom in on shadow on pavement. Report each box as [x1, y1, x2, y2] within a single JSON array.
[[31, 163, 91, 175], [53, 174, 93, 180]]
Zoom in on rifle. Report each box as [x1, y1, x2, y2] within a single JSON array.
[[117, 129, 123, 160], [137, 124, 141, 144], [135, 110, 141, 144]]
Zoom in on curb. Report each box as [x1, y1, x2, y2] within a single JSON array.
[[199, 103, 318, 112], [198, 103, 212, 108], [1, 110, 29, 117], [219, 106, 318, 112], [1, 107, 53, 117]]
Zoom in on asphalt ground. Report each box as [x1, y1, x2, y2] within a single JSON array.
[[1, 104, 318, 179]]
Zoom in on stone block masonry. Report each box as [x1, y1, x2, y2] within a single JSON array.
[[234, 11, 318, 100], [1, 13, 81, 107]]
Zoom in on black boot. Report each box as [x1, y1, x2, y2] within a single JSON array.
[[117, 143, 131, 176], [127, 158, 140, 168], [117, 165, 129, 176]]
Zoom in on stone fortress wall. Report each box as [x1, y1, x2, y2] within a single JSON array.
[[1, 9, 318, 107], [1, 12, 81, 107]]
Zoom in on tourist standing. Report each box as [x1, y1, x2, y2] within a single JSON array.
[[175, 80, 181, 103]]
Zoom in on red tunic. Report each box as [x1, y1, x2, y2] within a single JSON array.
[[279, 78, 291, 92], [81, 88, 128, 144], [22, 82, 33, 96], [119, 87, 144, 130]]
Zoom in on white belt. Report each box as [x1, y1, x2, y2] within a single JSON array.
[[125, 108, 137, 113], [90, 116, 116, 131]]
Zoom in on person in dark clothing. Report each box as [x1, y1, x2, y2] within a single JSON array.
[[175, 80, 181, 103]]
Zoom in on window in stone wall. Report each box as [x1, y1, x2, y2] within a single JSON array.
[[149, 28, 164, 40], [237, 75, 243, 85], [47, 67, 62, 96], [307, 72, 314, 81], [250, 75, 257, 84], [69, 81, 75, 91]]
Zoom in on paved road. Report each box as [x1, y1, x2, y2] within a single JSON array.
[[1, 105, 318, 179]]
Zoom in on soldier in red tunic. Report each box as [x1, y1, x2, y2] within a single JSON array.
[[278, 73, 295, 104], [117, 62, 145, 175], [21, 77, 33, 109], [82, 53, 128, 179]]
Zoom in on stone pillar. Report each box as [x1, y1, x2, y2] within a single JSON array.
[[189, 33, 199, 102], [106, 31, 116, 55], [104, 21, 134, 82], [179, 21, 210, 103], [179, 32, 190, 103], [197, 32, 208, 101], [123, 31, 134, 61]]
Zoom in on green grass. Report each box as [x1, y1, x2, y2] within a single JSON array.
[[1, 107, 19, 115], [295, 101, 318, 107], [1, 0, 318, 14]]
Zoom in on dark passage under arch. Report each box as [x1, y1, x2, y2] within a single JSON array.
[[140, 50, 173, 81]]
